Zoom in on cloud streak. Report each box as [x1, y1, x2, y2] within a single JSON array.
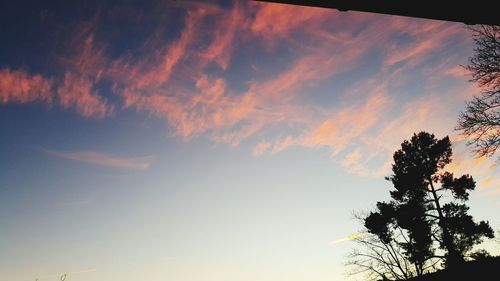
[[329, 233, 369, 246], [44, 149, 152, 170]]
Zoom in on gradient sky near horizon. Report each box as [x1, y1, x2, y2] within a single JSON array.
[[1, 1, 499, 281]]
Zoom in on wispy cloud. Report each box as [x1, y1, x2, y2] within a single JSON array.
[[44, 149, 152, 170], [329, 233, 369, 246]]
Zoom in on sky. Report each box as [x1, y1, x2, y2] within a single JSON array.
[[1, 1, 499, 281]]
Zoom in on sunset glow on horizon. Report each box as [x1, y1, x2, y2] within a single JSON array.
[[1, 1, 499, 281]]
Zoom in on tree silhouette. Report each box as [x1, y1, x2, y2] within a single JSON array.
[[457, 25, 500, 159], [356, 132, 493, 279], [347, 214, 441, 280]]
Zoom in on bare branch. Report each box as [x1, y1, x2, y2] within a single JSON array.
[[457, 25, 500, 159]]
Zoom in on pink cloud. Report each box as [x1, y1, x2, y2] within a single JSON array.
[[0, 67, 113, 119], [121, 73, 237, 139], [107, 3, 475, 164], [444, 65, 470, 77], [250, 2, 333, 43], [0, 22, 114, 119], [4, 1, 495, 191], [132, 11, 200, 90], [383, 22, 464, 67], [0, 68, 112, 119], [213, 121, 265, 147], [121, 90, 195, 137], [45, 149, 152, 170], [59, 21, 109, 79], [61, 3, 386, 146], [0, 69, 52, 104], [252, 140, 272, 156], [196, 9, 393, 147], [270, 135, 295, 154], [57, 72, 114, 118], [107, 3, 241, 90], [109, 5, 254, 140], [193, 75, 226, 106], [201, 2, 248, 69]]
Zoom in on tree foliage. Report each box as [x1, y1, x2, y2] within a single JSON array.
[[349, 132, 494, 280], [457, 25, 500, 159]]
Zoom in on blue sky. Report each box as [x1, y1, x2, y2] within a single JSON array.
[[1, 1, 499, 281]]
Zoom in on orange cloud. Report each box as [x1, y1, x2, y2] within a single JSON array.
[[45, 149, 152, 170], [299, 91, 392, 155], [344, 94, 452, 177], [251, 89, 392, 178], [0, 69, 52, 104], [341, 148, 363, 170], [446, 143, 500, 194]]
